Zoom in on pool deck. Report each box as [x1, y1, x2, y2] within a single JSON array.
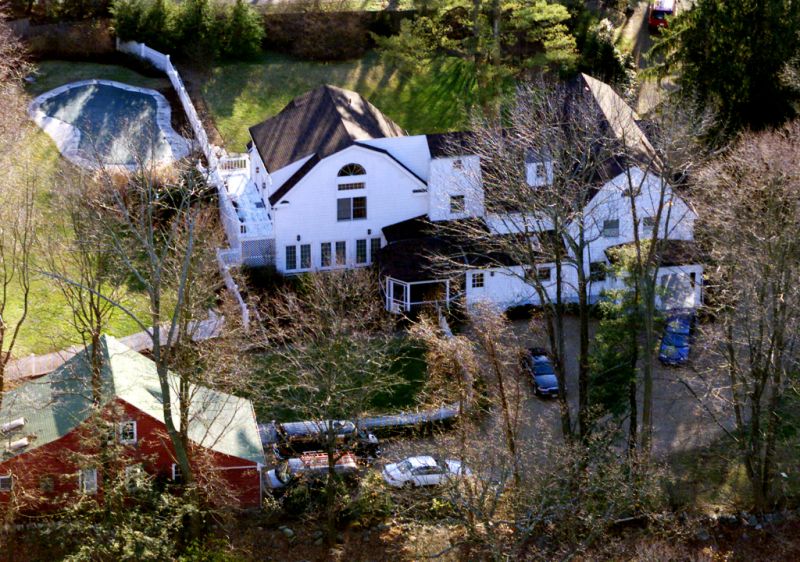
[[28, 79, 191, 171]]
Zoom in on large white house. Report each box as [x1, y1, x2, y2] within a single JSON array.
[[214, 76, 703, 313]]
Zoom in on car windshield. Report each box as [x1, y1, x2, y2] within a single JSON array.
[[662, 332, 689, 347], [276, 463, 293, 484], [397, 460, 413, 473], [652, 10, 670, 19], [534, 363, 556, 376]]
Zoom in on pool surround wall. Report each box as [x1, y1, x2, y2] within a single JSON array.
[[28, 79, 191, 170]]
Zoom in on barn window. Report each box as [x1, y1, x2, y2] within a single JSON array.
[[118, 421, 137, 445], [471, 273, 485, 289], [338, 163, 366, 177], [171, 463, 183, 483], [0, 475, 12, 492], [79, 468, 98, 494]]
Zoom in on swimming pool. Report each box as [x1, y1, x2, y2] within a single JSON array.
[[29, 79, 190, 169]]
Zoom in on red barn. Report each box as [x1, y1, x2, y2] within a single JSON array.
[[0, 335, 266, 512]]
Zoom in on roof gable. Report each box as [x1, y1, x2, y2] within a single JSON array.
[[249, 85, 406, 173], [0, 336, 265, 465]]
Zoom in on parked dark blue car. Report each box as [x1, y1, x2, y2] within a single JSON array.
[[658, 313, 694, 366], [522, 348, 560, 397]]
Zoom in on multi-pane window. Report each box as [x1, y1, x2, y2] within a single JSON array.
[[338, 163, 366, 176], [450, 195, 465, 214], [453, 159, 463, 170], [321, 242, 332, 267], [118, 421, 137, 444], [602, 219, 620, 237], [370, 238, 381, 264], [356, 239, 368, 264], [642, 216, 655, 233], [0, 474, 12, 492], [590, 262, 607, 282], [300, 244, 311, 269], [537, 267, 552, 281], [471, 272, 485, 288], [338, 182, 365, 191], [335, 241, 346, 265], [337, 197, 367, 221], [171, 463, 183, 483], [79, 468, 98, 494], [285, 245, 297, 271]]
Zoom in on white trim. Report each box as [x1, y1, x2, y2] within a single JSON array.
[[0, 474, 12, 492], [118, 420, 138, 445], [79, 468, 98, 494]]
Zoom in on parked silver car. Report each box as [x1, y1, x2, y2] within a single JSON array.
[[382, 455, 471, 488]]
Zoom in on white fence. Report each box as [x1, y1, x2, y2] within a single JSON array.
[[117, 38, 250, 328]]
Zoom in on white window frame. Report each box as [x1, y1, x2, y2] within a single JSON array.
[[471, 272, 485, 289], [171, 463, 182, 483], [602, 219, 620, 238], [0, 474, 12, 492], [285, 245, 297, 271], [299, 244, 311, 270], [537, 267, 552, 281], [449, 194, 465, 214], [370, 238, 381, 264], [642, 216, 655, 234], [79, 468, 98, 494], [356, 239, 368, 265], [320, 242, 332, 268], [118, 420, 137, 445], [335, 241, 347, 266]]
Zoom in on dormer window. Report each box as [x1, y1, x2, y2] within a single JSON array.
[[338, 163, 366, 177], [453, 159, 463, 170]]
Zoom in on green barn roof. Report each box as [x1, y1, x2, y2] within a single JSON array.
[[0, 335, 265, 466]]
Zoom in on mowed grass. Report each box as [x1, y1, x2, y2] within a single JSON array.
[[2, 61, 171, 356], [202, 51, 478, 150], [28, 60, 170, 96]]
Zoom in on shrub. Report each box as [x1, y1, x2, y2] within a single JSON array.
[[111, 0, 264, 63], [220, 0, 265, 60], [343, 471, 394, 526]]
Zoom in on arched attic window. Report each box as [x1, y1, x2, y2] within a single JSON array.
[[338, 163, 366, 176]]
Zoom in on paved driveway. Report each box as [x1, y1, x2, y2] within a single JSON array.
[[381, 313, 734, 469]]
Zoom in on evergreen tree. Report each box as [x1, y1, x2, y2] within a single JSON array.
[[652, 0, 800, 133]]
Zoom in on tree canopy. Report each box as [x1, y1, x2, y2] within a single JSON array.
[[652, 0, 800, 134]]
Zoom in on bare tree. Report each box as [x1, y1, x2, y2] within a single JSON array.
[[693, 122, 800, 510], [0, 11, 34, 407], [435, 78, 624, 440], [610, 94, 712, 452], [256, 269, 401, 542], [44, 170, 120, 403]]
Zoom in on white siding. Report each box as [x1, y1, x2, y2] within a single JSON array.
[[360, 135, 432, 182], [270, 145, 429, 273], [428, 156, 484, 221]]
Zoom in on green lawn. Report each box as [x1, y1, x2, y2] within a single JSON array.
[[202, 51, 478, 150], [27, 60, 170, 96], [1, 61, 173, 356]]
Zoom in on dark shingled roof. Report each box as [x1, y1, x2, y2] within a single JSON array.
[[249, 85, 406, 173], [426, 132, 475, 158]]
